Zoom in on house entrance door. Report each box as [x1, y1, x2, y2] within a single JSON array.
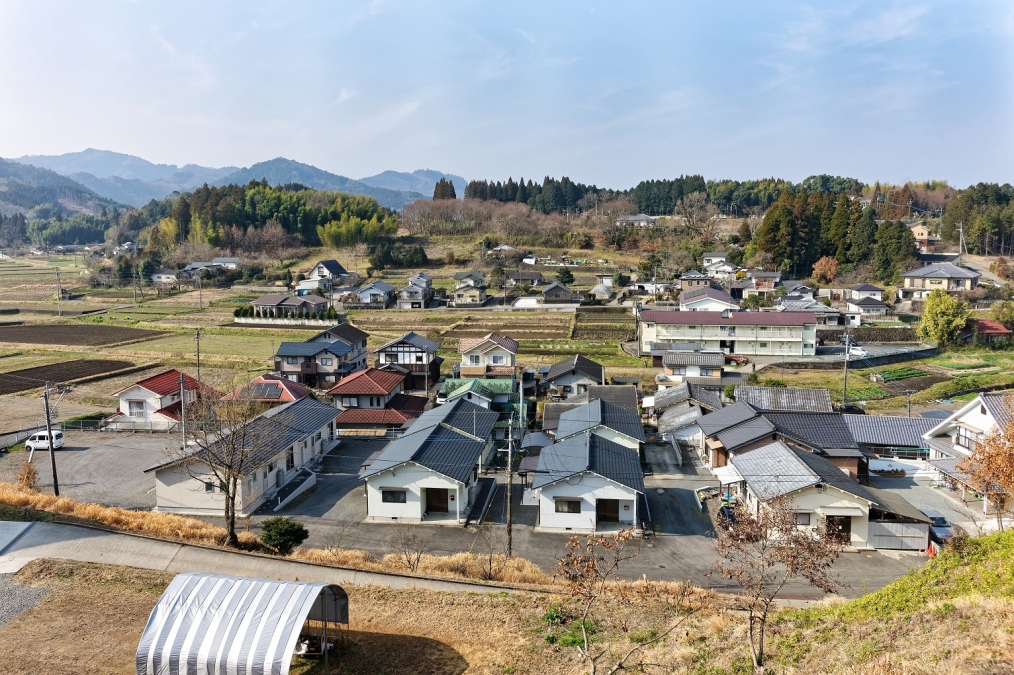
[[596, 499, 620, 523], [826, 516, 852, 544], [426, 488, 449, 513]]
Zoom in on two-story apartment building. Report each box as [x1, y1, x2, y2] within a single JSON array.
[[899, 263, 980, 300], [457, 333, 519, 379], [374, 331, 442, 391], [145, 397, 340, 517], [638, 309, 817, 357]]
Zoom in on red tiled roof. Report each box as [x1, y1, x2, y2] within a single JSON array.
[[154, 401, 182, 421], [113, 369, 201, 397], [336, 408, 414, 425], [222, 373, 311, 402], [969, 318, 1013, 336], [387, 393, 427, 416], [327, 368, 404, 395], [640, 310, 817, 326], [458, 332, 519, 353]]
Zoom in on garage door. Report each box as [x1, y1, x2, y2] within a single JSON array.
[[870, 522, 929, 550]]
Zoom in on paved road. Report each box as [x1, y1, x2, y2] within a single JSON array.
[[869, 475, 996, 535]]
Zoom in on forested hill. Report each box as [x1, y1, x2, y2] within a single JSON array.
[[214, 158, 423, 210], [0, 159, 123, 218]]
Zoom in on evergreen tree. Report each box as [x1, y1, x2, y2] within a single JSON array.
[[433, 177, 457, 200], [847, 207, 878, 265], [827, 195, 852, 261]]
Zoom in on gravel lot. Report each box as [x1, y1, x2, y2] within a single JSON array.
[[0, 574, 49, 628]]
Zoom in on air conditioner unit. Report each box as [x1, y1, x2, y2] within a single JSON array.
[[816, 483, 826, 493]]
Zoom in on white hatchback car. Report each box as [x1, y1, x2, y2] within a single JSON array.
[[25, 430, 65, 452]]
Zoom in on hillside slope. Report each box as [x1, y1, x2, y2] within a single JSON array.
[[216, 158, 423, 210], [359, 169, 466, 198], [0, 159, 123, 216]]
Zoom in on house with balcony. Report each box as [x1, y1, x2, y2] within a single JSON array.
[[396, 278, 433, 310], [679, 286, 739, 312], [909, 223, 941, 253], [457, 333, 519, 379], [454, 271, 485, 287], [656, 351, 725, 389], [450, 273, 488, 307], [702, 252, 727, 267], [638, 309, 817, 357], [374, 331, 442, 391], [107, 369, 203, 430], [348, 281, 395, 308], [308, 259, 355, 285], [361, 399, 499, 524], [532, 432, 645, 533], [899, 263, 980, 300], [328, 368, 426, 434], [307, 324, 370, 372], [144, 397, 339, 517], [273, 341, 356, 389]]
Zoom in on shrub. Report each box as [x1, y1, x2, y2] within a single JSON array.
[[260, 517, 309, 555]]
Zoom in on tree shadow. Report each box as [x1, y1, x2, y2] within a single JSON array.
[[296, 630, 468, 674]]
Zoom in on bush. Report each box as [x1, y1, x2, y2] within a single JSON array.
[[260, 517, 309, 555]]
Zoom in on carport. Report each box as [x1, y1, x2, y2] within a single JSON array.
[[136, 572, 349, 675]]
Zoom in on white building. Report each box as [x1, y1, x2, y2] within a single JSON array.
[[702, 252, 727, 267], [638, 309, 817, 357], [361, 399, 499, 524], [458, 333, 519, 379], [532, 432, 644, 533], [145, 397, 339, 517], [151, 269, 179, 284], [678, 286, 740, 312], [107, 369, 201, 430]]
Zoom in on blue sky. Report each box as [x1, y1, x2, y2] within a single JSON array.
[[0, 1, 1011, 188]]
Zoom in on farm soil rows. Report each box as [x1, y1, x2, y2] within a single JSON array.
[[0, 360, 135, 395], [0, 325, 166, 346]]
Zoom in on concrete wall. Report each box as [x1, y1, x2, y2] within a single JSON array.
[[538, 474, 638, 533]]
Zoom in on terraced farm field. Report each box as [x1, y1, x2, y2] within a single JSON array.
[[443, 313, 573, 340], [572, 310, 636, 340], [0, 324, 166, 346], [0, 359, 135, 394]]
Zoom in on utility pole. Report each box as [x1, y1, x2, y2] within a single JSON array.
[[197, 268, 203, 310], [55, 268, 61, 317], [43, 382, 60, 496], [506, 414, 513, 558], [179, 371, 186, 442], [842, 330, 849, 408], [194, 329, 202, 382], [132, 273, 137, 304], [904, 390, 915, 417]]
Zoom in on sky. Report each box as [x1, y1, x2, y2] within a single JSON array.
[[0, 1, 1011, 189]]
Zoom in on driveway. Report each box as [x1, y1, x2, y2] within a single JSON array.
[[0, 431, 165, 509], [868, 474, 995, 535]]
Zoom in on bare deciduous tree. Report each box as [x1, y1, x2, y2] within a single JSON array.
[[321, 520, 361, 554], [391, 524, 430, 572], [341, 242, 370, 275], [674, 191, 718, 241], [713, 498, 843, 672], [957, 400, 1014, 531], [470, 523, 509, 581], [557, 530, 701, 674]]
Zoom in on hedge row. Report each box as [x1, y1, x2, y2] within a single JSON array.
[[817, 327, 918, 343], [233, 305, 340, 320]]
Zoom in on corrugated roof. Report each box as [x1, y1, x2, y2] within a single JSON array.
[[662, 351, 725, 367], [680, 286, 737, 304], [763, 412, 858, 451], [545, 354, 604, 383], [735, 386, 834, 413], [532, 432, 644, 493], [275, 340, 351, 357], [327, 368, 404, 395], [716, 416, 776, 450], [866, 487, 931, 523], [439, 378, 516, 396], [640, 310, 816, 326], [902, 263, 980, 279], [843, 414, 937, 448], [556, 399, 646, 443], [658, 402, 702, 434]]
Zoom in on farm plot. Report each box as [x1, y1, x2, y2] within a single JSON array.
[[0, 359, 135, 395], [572, 311, 636, 340], [0, 325, 166, 346], [443, 313, 573, 340]]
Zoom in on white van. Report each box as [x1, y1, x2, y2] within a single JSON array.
[[25, 430, 65, 452]]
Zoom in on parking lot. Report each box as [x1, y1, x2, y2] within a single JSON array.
[[0, 430, 165, 509]]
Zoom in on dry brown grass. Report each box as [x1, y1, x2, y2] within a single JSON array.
[[0, 482, 263, 549], [292, 547, 557, 587]]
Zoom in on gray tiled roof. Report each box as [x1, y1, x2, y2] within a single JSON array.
[[662, 351, 726, 367], [545, 354, 604, 384], [698, 401, 758, 436], [658, 403, 702, 434], [789, 447, 878, 503], [735, 386, 834, 413], [716, 416, 776, 450], [763, 412, 858, 451], [652, 384, 690, 411], [556, 399, 646, 443], [980, 392, 1014, 427], [532, 432, 644, 493], [376, 331, 440, 354], [925, 436, 959, 458], [275, 340, 351, 357], [843, 414, 937, 448], [314, 259, 348, 275], [680, 286, 737, 304], [901, 263, 980, 279], [689, 384, 723, 411], [310, 323, 369, 346], [729, 441, 819, 500]]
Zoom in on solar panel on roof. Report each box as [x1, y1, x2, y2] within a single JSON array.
[[245, 383, 282, 400]]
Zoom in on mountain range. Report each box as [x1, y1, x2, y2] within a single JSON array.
[[0, 158, 121, 218], [9, 149, 462, 211]]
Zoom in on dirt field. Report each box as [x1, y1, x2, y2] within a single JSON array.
[[0, 325, 166, 346], [0, 359, 135, 395]]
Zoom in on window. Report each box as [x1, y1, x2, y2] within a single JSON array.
[[128, 400, 145, 418], [719, 325, 727, 331], [469, 354, 481, 365], [342, 397, 359, 408], [382, 490, 407, 503], [415, 354, 423, 363], [759, 342, 768, 348], [268, 462, 276, 473], [286, 448, 295, 471], [700, 369, 714, 376], [219, 480, 227, 493], [286, 356, 297, 365], [204, 481, 214, 493], [321, 357, 333, 366], [555, 499, 581, 513], [492, 355, 504, 365], [795, 512, 811, 526]]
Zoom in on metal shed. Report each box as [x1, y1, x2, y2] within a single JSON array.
[[136, 572, 349, 675]]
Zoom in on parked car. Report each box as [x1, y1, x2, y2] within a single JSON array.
[[848, 346, 869, 358], [921, 509, 955, 543], [839, 334, 858, 346], [25, 430, 64, 452], [725, 354, 749, 366], [838, 403, 866, 414]]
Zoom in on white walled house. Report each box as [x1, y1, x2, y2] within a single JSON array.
[[849, 284, 883, 301], [361, 399, 499, 524], [679, 286, 740, 312], [638, 309, 817, 357], [107, 369, 201, 430], [374, 331, 442, 391], [458, 333, 519, 379], [145, 398, 339, 517], [542, 354, 605, 399], [532, 433, 644, 533]]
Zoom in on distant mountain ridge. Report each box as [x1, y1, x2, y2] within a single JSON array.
[[0, 158, 122, 217], [358, 169, 466, 198], [214, 158, 424, 210]]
